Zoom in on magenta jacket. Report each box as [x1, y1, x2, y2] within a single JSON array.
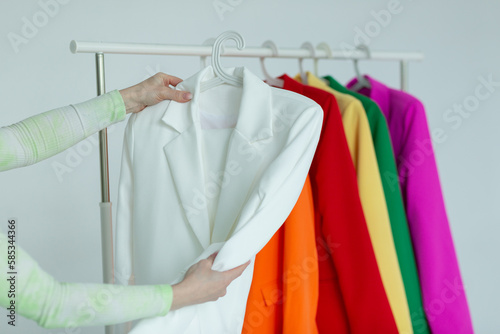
[[347, 76, 474, 334]]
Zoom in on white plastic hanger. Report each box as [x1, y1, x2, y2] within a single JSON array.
[[350, 44, 372, 92], [200, 38, 216, 69], [298, 42, 315, 85], [200, 31, 245, 92], [260, 40, 284, 88], [316, 42, 333, 83]]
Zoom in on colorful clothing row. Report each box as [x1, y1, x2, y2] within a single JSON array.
[[243, 72, 473, 334]]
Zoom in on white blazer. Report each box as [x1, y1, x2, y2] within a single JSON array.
[[115, 66, 322, 333]]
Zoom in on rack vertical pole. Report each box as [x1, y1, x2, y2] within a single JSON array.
[[400, 60, 409, 91], [95, 52, 114, 334], [96, 53, 110, 204]]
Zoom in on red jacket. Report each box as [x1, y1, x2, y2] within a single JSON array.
[[279, 75, 398, 333]]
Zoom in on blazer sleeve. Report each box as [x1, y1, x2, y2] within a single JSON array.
[[400, 101, 473, 333], [212, 104, 323, 271], [115, 113, 137, 287], [344, 100, 412, 333]]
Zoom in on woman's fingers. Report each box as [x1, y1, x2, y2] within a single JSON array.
[[207, 252, 218, 261], [223, 261, 251, 281], [170, 258, 251, 310], [155, 72, 190, 102], [163, 73, 183, 87], [120, 72, 192, 114], [159, 87, 192, 103]]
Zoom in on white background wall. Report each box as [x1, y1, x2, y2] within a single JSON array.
[[1, 0, 498, 333]]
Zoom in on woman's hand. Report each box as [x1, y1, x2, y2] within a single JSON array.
[[170, 253, 251, 311], [119, 72, 193, 114]]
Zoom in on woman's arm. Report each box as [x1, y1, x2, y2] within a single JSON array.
[[0, 73, 251, 328], [0, 230, 248, 329], [0, 90, 125, 172], [0, 73, 192, 172], [0, 231, 172, 328]]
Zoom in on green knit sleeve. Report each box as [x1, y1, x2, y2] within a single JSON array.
[[0, 91, 175, 328], [0, 231, 173, 329], [0, 90, 126, 172]]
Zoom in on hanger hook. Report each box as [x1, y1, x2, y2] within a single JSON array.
[[350, 44, 372, 91], [356, 44, 371, 58], [316, 42, 333, 58], [354, 44, 371, 78], [260, 40, 284, 87], [315, 42, 332, 76], [211, 31, 245, 86], [299, 42, 315, 84], [200, 38, 216, 69], [260, 40, 279, 80]]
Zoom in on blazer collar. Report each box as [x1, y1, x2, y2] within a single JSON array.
[[160, 66, 274, 249], [345, 75, 390, 113], [278, 73, 307, 94], [161, 65, 273, 142]]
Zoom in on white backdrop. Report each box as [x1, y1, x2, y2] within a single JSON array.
[[1, 0, 498, 333]]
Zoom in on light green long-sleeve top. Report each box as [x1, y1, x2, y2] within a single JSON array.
[[0, 90, 173, 328]]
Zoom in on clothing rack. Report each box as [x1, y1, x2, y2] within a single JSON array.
[[69, 34, 423, 334]]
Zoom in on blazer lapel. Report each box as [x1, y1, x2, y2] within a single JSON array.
[[161, 66, 275, 247], [163, 125, 211, 248], [210, 67, 274, 243], [161, 68, 212, 249]]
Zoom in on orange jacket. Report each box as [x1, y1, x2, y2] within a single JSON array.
[[243, 176, 319, 334]]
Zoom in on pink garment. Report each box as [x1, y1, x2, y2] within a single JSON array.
[[346, 76, 474, 334]]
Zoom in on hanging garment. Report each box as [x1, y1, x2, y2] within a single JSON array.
[[296, 72, 413, 334], [277, 74, 398, 333], [242, 176, 319, 334], [115, 66, 322, 334], [323, 75, 430, 334], [347, 75, 474, 334]]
